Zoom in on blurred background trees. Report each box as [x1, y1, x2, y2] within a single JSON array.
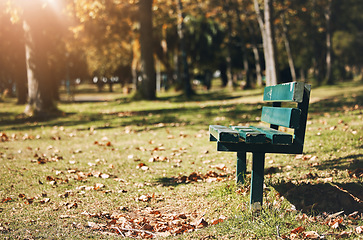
[[0, 0, 362, 115]]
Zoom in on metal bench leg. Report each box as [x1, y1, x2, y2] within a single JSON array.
[[236, 151, 247, 184], [250, 152, 265, 210]]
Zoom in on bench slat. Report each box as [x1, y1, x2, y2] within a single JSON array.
[[263, 82, 305, 103], [209, 125, 240, 143], [230, 126, 266, 144], [250, 126, 293, 145], [261, 107, 301, 129]]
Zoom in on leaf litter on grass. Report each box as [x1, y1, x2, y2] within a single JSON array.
[[82, 205, 227, 238]]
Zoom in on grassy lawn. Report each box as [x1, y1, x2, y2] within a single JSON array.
[[0, 80, 362, 239]]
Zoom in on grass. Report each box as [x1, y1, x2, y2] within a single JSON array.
[[0, 80, 363, 239]]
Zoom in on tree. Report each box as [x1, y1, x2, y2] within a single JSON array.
[[4, 0, 72, 115], [138, 0, 157, 100], [70, 0, 135, 82], [324, 0, 333, 84], [176, 0, 193, 97], [0, 5, 27, 103], [22, 1, 59, 115], [253, 0, 278, 86], [279, 9, 297, 82]]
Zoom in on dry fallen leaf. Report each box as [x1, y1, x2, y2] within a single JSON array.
[[291, 226, 305, 234], [210, 164, 226, 171], [338, 231, 351, 238], [87, 221, 100, 229], [100, 173, 110, 179], [94, 182, 104, 189], [40, 198, 50, 204], [66, 202, 78, 209], [18, 194, 26, 199], [1, 197, 13, 203], [327, 217, 344, 229], [356, 226, 363, 234], [211, 215, 227, 225], [190, 217, 208, 229], [137, 194, 152, 202], [303, 231, 320, 239]]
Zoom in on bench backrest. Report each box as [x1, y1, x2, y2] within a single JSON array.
[[262, 82, 311, 147]]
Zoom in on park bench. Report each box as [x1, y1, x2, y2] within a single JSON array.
[[209, 82, 311, 209]]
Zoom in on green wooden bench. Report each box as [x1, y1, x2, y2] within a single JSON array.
[[209, 82, 311, 209]]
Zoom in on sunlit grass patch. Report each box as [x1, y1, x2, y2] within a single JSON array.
[[0, 81, 362, 239]]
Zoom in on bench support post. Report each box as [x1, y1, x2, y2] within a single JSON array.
[[236, 151, 247, 184], [250, 152, 265, 209]]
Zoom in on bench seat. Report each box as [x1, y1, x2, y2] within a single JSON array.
[[210, 125, 293, 145]]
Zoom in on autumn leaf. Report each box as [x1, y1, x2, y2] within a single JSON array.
[[1, 197, 13, 203], [18, 194, 26, 199], [209, 164, 226, 171], [303, 231, 320, 239], [137, 194, 152, 202], [291, 226, 305, 234], [94, 183, 105, 190], [136, 163, 149, 170], [25, 198, 34, 204], [192, 217, 208, 228], [40, 198, 50, 204], [211, 215, 227, 225], [0, 132, 9, 142], [100, 173, 110, 179], [356, 226, 363, 234], [37, 157, 47, 164], [337, 231, 351, 238], [65, 202, 78, 209], [87, 221, 101, 229], [328, 218, 344, 229], [348, 168, 363, 178], [46, 176, 55, 181]]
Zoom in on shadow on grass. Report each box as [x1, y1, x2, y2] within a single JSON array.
[[0, 111, 118, 132], [309, 91, 363, 115], [157, 90, 262, 103], [0, 100, 261, 132], [273, 181, 363, 214], [153, 177, 183, 187], [314, 154, 363, 172], [2, 83, 361, 131]]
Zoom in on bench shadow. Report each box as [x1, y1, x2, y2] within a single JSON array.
[[314, 154, 363, 172], [273, 181, 363, 214]]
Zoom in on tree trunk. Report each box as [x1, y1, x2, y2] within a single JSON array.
[[254, 0, 269, 86], [131, 39, 139, 91], [139, 0, 156, 100], [176, 0, 193, 97], [254, 0, 278, 86], [247, 23, 263, 87], [224, 1, 234, 89], [23, 5, 57, 116], [281, 13, 297, 82], [235, 6, 251, 89], [264, 0, 278, 85], [219, 62, 228, 87], [13, 29, 28, 104], [325, 0, 333, 84]]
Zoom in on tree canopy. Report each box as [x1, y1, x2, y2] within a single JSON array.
[[0, 0, 362, 112]]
